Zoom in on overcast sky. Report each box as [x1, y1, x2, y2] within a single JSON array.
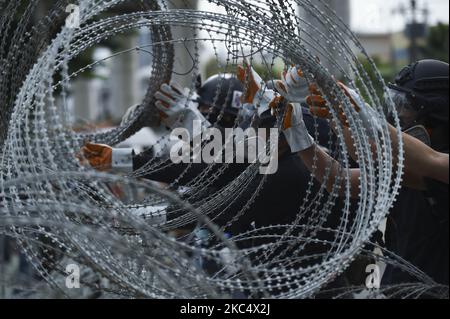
[[351, 0, 449, 33], [198, 0, 449, 33]]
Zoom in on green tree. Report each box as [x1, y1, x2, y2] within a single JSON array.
[[204, 57, 283, 81], [420, 23, 449, 63], [356, 55, 397, 100]]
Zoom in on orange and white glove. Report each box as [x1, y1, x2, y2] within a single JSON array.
[[307, 81, 382, 137], [155, 81, 210, 135], [80, 142, 134, 172], [237, 63, 277, 116], [120, 81, 210, 133], [274, 66, 308, 103], [275, 65, 381, 138], [237, 62, 314, 152], [280, 102, 315, 153]]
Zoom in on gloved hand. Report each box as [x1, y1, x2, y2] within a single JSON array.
[[120, 81, 199, 128], [278, 102, 315, 153], [274, 65, 308, 103], [237, 63, 277, 116], [80, 142, 134, 172], [276, 65, 381, 136], [237, 62, 314, 152], [307, 81, 382, 136], [155, 81, 189, 123], [155, 81, 209, 135]]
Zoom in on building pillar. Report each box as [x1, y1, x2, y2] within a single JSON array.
[[167, 0, 199, 88], [110, 35, 140, 122], [299, 0, 351, 76]]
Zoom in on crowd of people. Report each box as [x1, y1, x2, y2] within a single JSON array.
[[81, 58, 449, 289]]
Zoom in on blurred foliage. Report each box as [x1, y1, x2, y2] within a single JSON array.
[[356, 22, 449, 100], [355, 55, 396, 100], [67, 33, 135, 79], [420, 23, 449, 63], [204, 57, 284, 81], [8, 1, 139, 79]]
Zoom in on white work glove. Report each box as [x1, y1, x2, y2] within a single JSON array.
[[338, 83, 382, 138], [281, 103, 315, 153], [237, 64, 277, 116], [155, 81, 210, 136], [120, 81, 208, 131], [307, 80, 382, 139], [276, 65, 382, 139], [237, 62, 314, 152], [155, 81, 189, 122], [275, 66, 308, 103]]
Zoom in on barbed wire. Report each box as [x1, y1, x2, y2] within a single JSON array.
[[0, 0, 445, 299]]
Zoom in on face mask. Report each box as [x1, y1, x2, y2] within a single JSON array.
[[386, 88, 419, 130]]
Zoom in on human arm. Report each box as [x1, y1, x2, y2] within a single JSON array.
[[306, 78, 449, 190], [81, 81, 209, 172]]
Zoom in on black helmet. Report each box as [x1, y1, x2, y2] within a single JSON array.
[[388, 59, 449, 128], [196, 74, 244, 126]]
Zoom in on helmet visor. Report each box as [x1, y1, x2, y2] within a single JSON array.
[[386, 87, 419, 130]]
